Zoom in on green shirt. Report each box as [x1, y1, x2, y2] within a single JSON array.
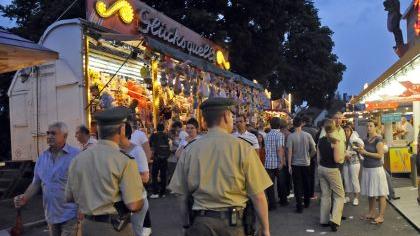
[[66, 140, 143, 215], [169, 127, 272, 210]]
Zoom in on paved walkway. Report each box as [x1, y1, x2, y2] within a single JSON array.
[[0, 194, 44, 230], [145, 194, 419, 236], [389, 186, 420, 230], [3, 179, 419, 236]]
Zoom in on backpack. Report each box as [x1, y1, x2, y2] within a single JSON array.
[[152, 133, 171, 159]]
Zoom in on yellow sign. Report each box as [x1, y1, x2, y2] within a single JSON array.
[[216, 50, 230, 70], [95, 0, 134, 24], [389, 147, 412, 173]]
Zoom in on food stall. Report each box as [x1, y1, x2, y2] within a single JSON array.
[[351, 45, 419, 174], [263, 95, 293, 125], [7, 0, 269, 161]]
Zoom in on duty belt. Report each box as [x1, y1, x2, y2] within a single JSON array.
[[85, 214, 117, 223], [193, 209, 244, 226]]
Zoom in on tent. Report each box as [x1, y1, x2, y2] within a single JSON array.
[[0, 29, 58, 73]]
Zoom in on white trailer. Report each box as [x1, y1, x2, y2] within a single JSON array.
[[8, 19, 87, 161]]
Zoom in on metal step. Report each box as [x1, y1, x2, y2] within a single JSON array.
[[0, 187, 8, 196], [0, 161, 34, 199], [0, 169, 20, 178], [0, 177, 13, 188]]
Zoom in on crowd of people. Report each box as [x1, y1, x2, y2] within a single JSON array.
[[12, 99, 404, 236]]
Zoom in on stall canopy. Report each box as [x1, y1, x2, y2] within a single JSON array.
[[0, 29, 59, 73], [351, 43, 420, 105], [96, 30, 264, 90]]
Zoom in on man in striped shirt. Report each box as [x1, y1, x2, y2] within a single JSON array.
[[264, 117, 287, 210]]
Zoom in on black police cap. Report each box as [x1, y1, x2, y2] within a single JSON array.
[[199, 97, 236, 111], [93, 106, 130, 125]]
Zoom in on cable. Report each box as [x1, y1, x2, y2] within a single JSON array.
[[54, 0, 80, 23], [85, 39, 145, 110]]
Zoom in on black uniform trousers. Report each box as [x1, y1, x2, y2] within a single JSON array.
[[186, 216, 245, 236], [292, 165, 311, 210], [152, 158, 168, 196]]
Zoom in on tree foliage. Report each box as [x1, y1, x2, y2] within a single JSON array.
[[1, 0, 345, 108], [0, 0, 84, 41]]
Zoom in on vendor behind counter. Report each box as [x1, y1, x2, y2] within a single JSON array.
[[392, 116, 414, 146]]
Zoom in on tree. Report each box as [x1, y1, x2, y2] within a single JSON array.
[[0, 0, 84, 41], [270, 1, 346, 107]]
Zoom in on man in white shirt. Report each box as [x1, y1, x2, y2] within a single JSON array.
[[131, 129, 152, 162], [233, 114, 260, 152], [75, 125, 97, 151], [121, 122, 150, 236], [171, 120, 188, 142], [400, 116, 414, 143]]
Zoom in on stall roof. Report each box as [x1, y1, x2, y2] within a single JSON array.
[[0, 29, 58, 73], [351, 43, 420, 104], [144, 36, 263, 90], [72, 18, 263, 90]]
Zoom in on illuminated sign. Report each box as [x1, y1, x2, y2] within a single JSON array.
[[365, 101, 399, 111], [138, 9, 216, 62], [216, 50, 230, 70], [88, 0, 230, 69], [95, 0, 134, 24]]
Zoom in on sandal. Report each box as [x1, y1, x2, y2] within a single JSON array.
[[370, 217, 384, 225]]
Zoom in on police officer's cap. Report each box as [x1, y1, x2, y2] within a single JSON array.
[[94, 106, 130, 125], [199, 97, 236, 111]]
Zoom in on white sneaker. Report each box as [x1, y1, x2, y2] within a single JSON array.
[[150, 194, 159, 199], [344, 197, 350, 203], [353, 198, 359, 206], [142, 227, 152, 236]]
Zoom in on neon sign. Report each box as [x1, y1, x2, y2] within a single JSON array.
[[95, 0, 134, 24], [216, 50, 230, 70], [139, 9, 216, 63]]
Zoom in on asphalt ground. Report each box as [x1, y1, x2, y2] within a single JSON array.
[[19, 192, 419, 236]]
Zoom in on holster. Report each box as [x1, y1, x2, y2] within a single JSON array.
[[187, 195, 194, 225], [111, 201, 131, 232], [243, 201, 256, 236]]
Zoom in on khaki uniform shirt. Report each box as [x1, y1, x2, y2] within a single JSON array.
[[168, 127, 272, 210], [65, 140, 143, 215]]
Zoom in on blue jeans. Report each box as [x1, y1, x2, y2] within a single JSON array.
[[131, 198, 149, 236]]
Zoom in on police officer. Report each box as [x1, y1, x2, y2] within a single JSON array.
[[169, 97, 273, 236], [66, 106, 144, 236]]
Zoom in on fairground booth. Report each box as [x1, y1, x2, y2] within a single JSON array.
[[8, 0, 270, 161], [350, 2, 420, 174]]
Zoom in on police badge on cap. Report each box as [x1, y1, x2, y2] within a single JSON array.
[[93, 106, 131, 125]]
